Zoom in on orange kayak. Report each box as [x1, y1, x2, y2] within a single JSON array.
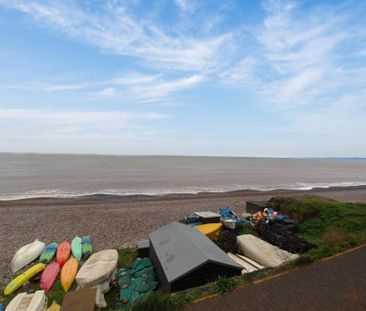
[[61, 257, 78, 292], [195, 223, 222, 240], [57, 241, 70, 267]]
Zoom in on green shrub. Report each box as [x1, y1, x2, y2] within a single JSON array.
[[214, 228, 238, 253], [267, 197, 322, 221], [211, 276, 239, 294]]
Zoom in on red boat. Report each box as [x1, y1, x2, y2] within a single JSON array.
[[40, 261, 60, 292], [56, 241, 71, 266]]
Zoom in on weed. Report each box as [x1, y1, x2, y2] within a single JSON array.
[[214, 228, 238, 253], [211, 276, 239, 294], [323, 228, 353, 247], [117, 248, 138, 269]]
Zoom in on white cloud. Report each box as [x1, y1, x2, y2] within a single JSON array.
[[91, 74, 203, 101], [174, 0, 189, 11], [262, 0, 297, 31], [0, 108, 170, 127], [0, 0, 232, 73], [130, 74, 203, 102], [1, 71, 203, 102], [42, 83, 90, 92], [2, 82, 91, 92], [109, 73, 161, 86], [222, 0, 366, 111], [265, 67, 325, 106], [94, 87, 117, 98], [220, 57, 257, 85], [255, 1, 347, 106]]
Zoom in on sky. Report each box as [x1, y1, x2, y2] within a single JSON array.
[[0, 0, 366, 157]]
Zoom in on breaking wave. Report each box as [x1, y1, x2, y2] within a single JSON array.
[[1, 181, 366, 201]]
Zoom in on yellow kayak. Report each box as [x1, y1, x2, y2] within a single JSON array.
[[4, 263, 46, 296], [47, 300, 61, 311], [195, 223, 222, 240], [61, 257, 78, 292]]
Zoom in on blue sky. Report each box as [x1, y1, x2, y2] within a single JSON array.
[[0, 0, 365, 157]]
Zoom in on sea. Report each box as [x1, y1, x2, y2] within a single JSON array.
[[1, 153, 366, 201]]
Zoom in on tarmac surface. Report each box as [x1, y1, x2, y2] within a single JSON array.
[[187, 245, 366, 311]]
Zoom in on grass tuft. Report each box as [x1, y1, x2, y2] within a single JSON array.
[[211, 275, 240, 294], [117, 248, 138, 269]]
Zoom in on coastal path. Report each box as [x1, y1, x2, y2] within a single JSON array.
[[187, 245, 366, 311]]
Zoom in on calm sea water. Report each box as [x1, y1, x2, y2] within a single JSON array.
[[1, 153, 366, 200]]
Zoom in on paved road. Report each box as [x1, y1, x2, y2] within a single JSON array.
[[187, 245, 366, 311]]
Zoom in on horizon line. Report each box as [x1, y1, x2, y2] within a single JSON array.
[[0, 151, 365, 160]]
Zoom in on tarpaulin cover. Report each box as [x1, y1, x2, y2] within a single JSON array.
[[116, 258, 157, 309]]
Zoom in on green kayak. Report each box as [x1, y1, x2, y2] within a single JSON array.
[[39, 242, 58, 263], [71, 236, 82, 261], [81, 236, 93, 260]]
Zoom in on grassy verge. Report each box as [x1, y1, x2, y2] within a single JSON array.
[[267, 196, 366, 263]]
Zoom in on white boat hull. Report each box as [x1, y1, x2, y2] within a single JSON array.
[[11, 240, 46, 273], [235, 254, 264, 270], [76, 249, 118, 289], [237, 234, 299, 268], [6, 290, 47, 311], [227, 253, 260, 274], [221, 219, 237, 230]]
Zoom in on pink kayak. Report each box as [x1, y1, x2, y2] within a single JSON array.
[[40, 261, 60, 292]]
